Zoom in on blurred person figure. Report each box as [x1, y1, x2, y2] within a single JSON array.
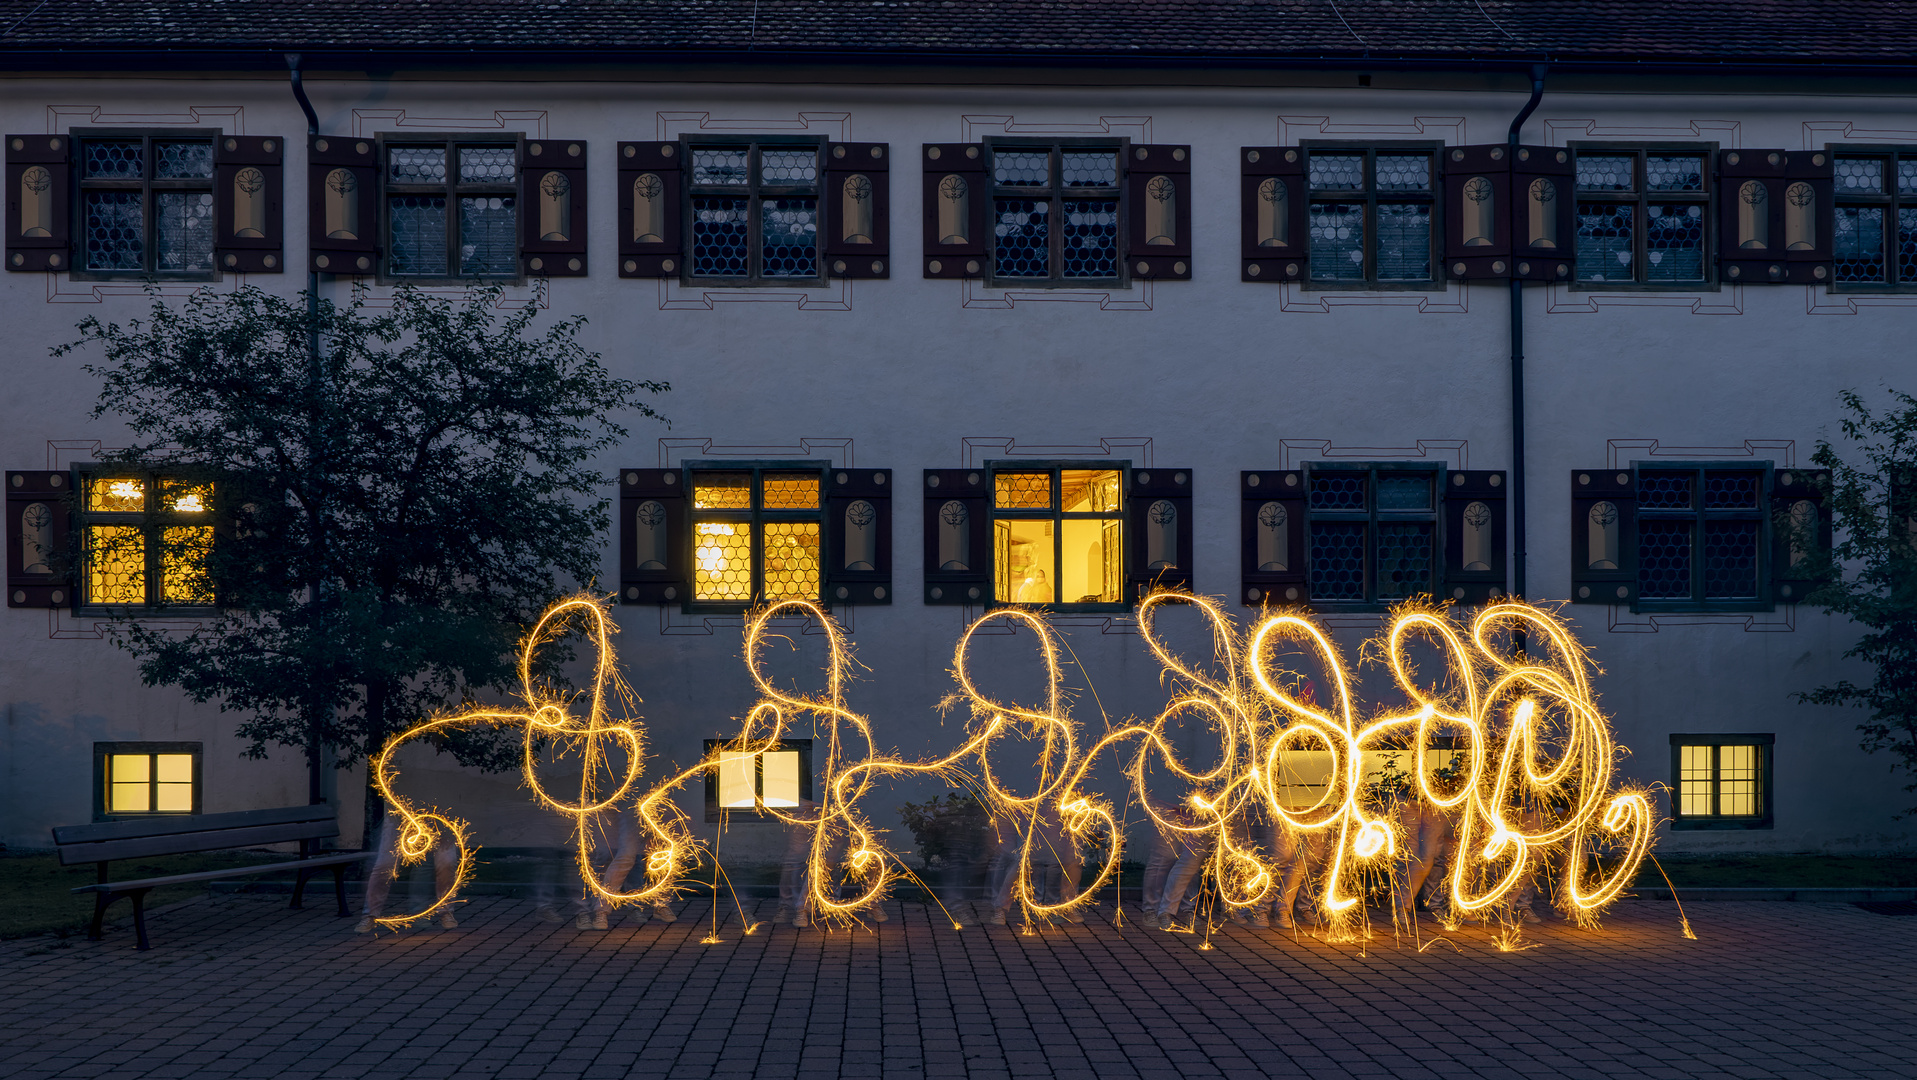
[[356, 810, 461, 933]]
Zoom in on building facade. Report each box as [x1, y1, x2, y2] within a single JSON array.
[[5, 2, 1917, 859]]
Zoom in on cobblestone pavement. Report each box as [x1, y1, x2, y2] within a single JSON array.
[[3, 894, 1914, 1079]]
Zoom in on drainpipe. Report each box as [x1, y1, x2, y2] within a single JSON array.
[[287, 54, 327, 808], [1507, 65, 1546, 601]]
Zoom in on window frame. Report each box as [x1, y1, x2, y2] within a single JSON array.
[[986, 459, 1130, 614], [684, 459, 828, 613], [1830, 144, 1917, 290], [69, 127, 220, 283], [92, 741, 204, 821], [984, 137, 1130, 289], [1303, 462, 1443, 608], [1299, 140, 1443, 292], [73, 464, 218, 613], [703, 739, 813, 822], [1568, 141, 1719, 291], [1633, 461, 1771, 614], [375, 132, 523, 285], [681, 135, 827, 288], [1669, 733, 1774, 830]]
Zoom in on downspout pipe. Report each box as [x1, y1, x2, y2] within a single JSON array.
[[286, 53, 327, 808], [1507, 64, 1546, 602]]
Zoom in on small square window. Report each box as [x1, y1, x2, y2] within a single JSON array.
[[93, 742, 202, 820], [703, 740, 812, 822], [1670, 735, 1773, 829]]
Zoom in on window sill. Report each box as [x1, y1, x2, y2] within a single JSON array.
[[380, 274, 524, 287], [987, 601, 1134, 615], [682, 276, 830, 289], [1669, 818, 1773, 831], [983, 278, 1128, 291]]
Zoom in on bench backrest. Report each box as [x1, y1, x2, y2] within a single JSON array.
[[52, 804, 341, 865]]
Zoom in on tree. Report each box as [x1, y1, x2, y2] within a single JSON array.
[[1795, 388, 1917, 818], [60, 285, 666, 847]]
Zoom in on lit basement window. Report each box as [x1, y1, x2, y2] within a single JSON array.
[[97, 743, 200, 816], [704, 740, 810, 820], [1671, 735, 1773, 829]]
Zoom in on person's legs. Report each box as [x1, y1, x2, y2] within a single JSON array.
[[1139, 826, 1177, 927], [356, 815, 402, 932], [1155, 836, 1208, 926], [592, 811, 644, 928]]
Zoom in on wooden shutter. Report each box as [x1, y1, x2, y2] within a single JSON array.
[[1241, 147, 1306, 283], [1783, 149, 1835, 285], [1126, 144, 1191, 280], [212, 135, 284, 274], [922, 144, 986, 279], [1510, 144, 1576, 282], [825, 468, 892, 604], [1442, 145, 1512, 279], [6, 133, 71, 272], [7, 470, 72, 608], [1571, 469, 1637, 605], [923, 469, 988, 604], [1441, 470, 1507, 603], [1126, 467, 1193, 597], [618, 141, 682, 278], [1241, 470, 1307, 606], [824, 142, 890, 280], [1771, 466, 1831, 603], [308, 135, 378, 275], [520, 139, 587, 278], [619, 468, 688, 605], [1717, 149, 1790, 284]]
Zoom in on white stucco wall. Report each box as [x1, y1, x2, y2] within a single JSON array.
[[4, 69, 1913, 859]]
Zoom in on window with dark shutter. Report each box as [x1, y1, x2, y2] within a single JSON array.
[[1831, 147, 1917, 289], [1302, 144, 1439, 288], [618, 141, 682, 278], [1241, 470, 1307, 606], [1570, 469, 1639, 606], [1771, 467, 1831, 603], [984, 140, 1124, 287], [620, 468, 688, 606], [923, 143, 988, 279], [7, 470, 73, 608], [1441, 145, 1512, 280], [925, 464, 1143, 611], [71, 130, 219, 280], [1571, 145, 1711, 287], [519, 139, 586, 277], [1510, 145, 1577, 281], [212, 135, 284, 274], [823, 142, 890, 279], [1717, 148, 1833, 285], [1241, 147, 1307, 283], [825, 468, 891, 604], [684, 138, 825, 286], [1125, 144, 1190, 280], [73, 467, 216, 611], [1302, 464, 1441, 605], [378, 135, 520, 282], [309, 134, 378, 275], [7, 133, 73, 272], [1126, 468, 1193, 598]]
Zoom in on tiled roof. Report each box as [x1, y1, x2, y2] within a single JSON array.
[[3, 0, 1917, 66]]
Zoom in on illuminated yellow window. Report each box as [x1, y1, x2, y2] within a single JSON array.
[[1672, 737, 1770, 827], [704, 740, 809, 821], [99, 744, 200, 816], [79, 472, 215, 608], [991, 465, 1124, 608], [689, 466, 823, 604]]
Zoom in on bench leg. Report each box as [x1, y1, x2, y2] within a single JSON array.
[[88, 891, 113, 941], [130, 889, 151, 951], [333, 865, 351, 917], [290, 867, 310, 911]]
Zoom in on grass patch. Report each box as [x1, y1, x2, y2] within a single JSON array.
[[0, 850, 291, 939], [1637, 854, 1917, 889]]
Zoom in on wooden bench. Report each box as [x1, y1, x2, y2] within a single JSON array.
[[52, 804, 373, 950]]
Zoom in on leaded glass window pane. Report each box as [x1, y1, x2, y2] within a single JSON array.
[[760, 199, 818, 277], [154, 141, 212, 179], [1645, 203, 1705, 281], [1375, 474, 1430, 510], [1835, 205, 1887, 282], [1702, 521, 1759, 599], [84, 192, 144, 270], [1638, 472, 1692, 509], [458, 146, 516, 184], [389, 147, 446, 183], [993, 199, 1050, 277], [1309, 203, 1365, 281], [763, 522, 821, 599], [1375, 522, 1433, 599], [1575, 155, 1634, 191], [1310, 522, 1366, 600], [1900, 207, 1917, 284], [763, 474, 820, 510], [1645, 155, 1704, 191], [155, 192, 215, 271], [1061, 199, 1118, 278], [993, 151, 1050, 185], [1835, 157, 1884, 194], [1637, 520, 1692, 599], [692, 147, 749, 186], [1575, 202, 1633, 281], [1702, 472, 1760, 510], [388, 195, 449, 276], [1061, 152, 1116, 187], [691, 197, 750, 277], [1899, 160, 1917, 196], [1374, 154, 1430, 191], [1375, 203, 1431, 280], [1309, 472, 1366, 510], [1308, 153, 1365, 190], [759, 149, 816, 186], [84, 140, 143, 179], [458, 196, 516, 276], [995, 473, 1051, 510]]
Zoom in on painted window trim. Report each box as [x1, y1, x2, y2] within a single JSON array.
[[1298, 140, 1445, 293], [702, 738, 813, 822], [1566, 140, 1721, 292], [1668, 733, 1774, 831], [374, 132, 524, 286], [92, 741, 204, 821]]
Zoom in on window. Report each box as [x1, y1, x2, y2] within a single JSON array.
[[1671, 735, 1773, 829], [78, 470, 215, 609], [381, 136, 518, 279], [687, 139, 822, 283], [1306, 465, 1439, 604], [988, 140, 1122, 285], [989, 466, 1125, 608], [1832, 149, 1917, 286], [75, 131, 215, 277], [1573, 147, 1710, 285], [1637, 466, 1765, 609], [690, 464, 823, 606], [94, 742, 202, 819], [1304, 145, 1437, 286], [704, 740, 810, 821]]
